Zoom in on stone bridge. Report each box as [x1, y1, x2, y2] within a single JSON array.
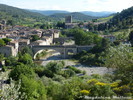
[[31, 45, 95, 59]]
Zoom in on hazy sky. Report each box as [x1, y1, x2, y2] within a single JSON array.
[[0, 0, 132, 12]]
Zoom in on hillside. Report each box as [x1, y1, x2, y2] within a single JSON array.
[[50, 12, 98, 22], [107, 6, 133, 30], [0, 4, 53, 26], [81, 11, 115, 17], [95, 6, 133, 31]]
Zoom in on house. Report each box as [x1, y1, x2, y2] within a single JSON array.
[[31, 40, 47, 45], [9, 40, 19, 54], [100, 35, 116, 42], [18, 39, 30, 50], [65, 23, 78, 29], [0, 45, 17, 57]]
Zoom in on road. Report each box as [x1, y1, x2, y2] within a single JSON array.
[[41, 52, 114, 76]]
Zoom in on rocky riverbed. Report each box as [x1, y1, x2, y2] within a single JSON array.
[[41, 52, 114, 76]]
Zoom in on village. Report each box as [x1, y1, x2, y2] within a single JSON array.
[[0, 16, 131, 58], [0, 19, 61, 57]]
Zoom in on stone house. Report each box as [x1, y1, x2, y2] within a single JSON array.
[[100, 35, 116, 42], [0, 45, 17, 57], [18, 39, 30, 50], [9, 40, 19, 54], [31, 40, 47, 46]]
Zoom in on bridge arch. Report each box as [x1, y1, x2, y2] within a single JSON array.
[[34, 49, 63, 59], [32, 45, 66, 59]]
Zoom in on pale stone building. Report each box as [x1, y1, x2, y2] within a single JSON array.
[[0, 45, 17, 57], [18, 39, 30, 50], [9, 40, 19, 54], [31, 40, 47, 45], [100, 35, 116, 42]]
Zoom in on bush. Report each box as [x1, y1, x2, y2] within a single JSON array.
[[20, 75, 47, 100], [18, 53, 33, 65], [66, 66, 82, 73], [46, 62, 64, 74], [9, 64, 35, 81], [87, 79, 115, 97], [63, 69, 76, 78]]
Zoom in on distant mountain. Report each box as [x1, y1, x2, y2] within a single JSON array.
[[0, 4, 52, 26], [29, 10, 115, 17], [50, 12, 98, 22], [80, 11, 115, 17], [29, 10, 70, 16]]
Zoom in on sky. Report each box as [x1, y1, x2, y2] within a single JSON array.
[[0, 0, 132, 12]]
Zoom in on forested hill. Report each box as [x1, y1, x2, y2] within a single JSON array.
[[107, 6, 133, 30], [0, 4, 53, 26], [50, 12, 98, 22]]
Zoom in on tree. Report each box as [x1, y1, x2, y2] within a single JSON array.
[[46, 62, 64, 74], [56, 22, 65, 29], [18, 53, 33, 64], [9, 64, 35, 81], [19, 75, 47, 100], [0, 54, 4, 67], [105, 46, 133, 84], [5, 56, 18, 66], [2, 38, 11, 45], [7, 20, 15, 26], [0, 39, 6, 46], [21, 46, 33, 56], [74, 29, 93, 45], [31, 35, 40, 42], [129, 30, 133, 46], [0, 54, 4, 62]]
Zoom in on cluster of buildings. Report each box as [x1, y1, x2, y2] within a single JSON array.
[[0, 18, 131, 57], [65, 16, 89, 31], [0, 21, 60, 57]]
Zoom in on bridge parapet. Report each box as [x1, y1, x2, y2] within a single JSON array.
[[31, 44, 95, 59]]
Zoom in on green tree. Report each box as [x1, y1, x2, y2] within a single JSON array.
[[105, 46, 133, 84], [0, 54, 4, 62], [0, 39, 6, 46], [46, 62, 64, 74], [56, 21, 65, 29], [20, 75, 47, 100], [9, 64, 35, 81], [129, 30, 133, 46], [19, 53, 33, 64], [2, 38, 11, 44], [31, 35, 40, 42], [74, 29, 93, 45], [21, 46, 33, 56]]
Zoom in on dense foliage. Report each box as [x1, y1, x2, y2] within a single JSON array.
[[95, 6, 133, 31], [0, 38, 11, 46], [0, 43, 133, 100], [61, 28, 102, 45]]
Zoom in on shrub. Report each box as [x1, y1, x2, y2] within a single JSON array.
[[19, 75, 47, 100], [63, 69, 76, 78], [66, 66, 82, 73], [9, 64, 35, 81]]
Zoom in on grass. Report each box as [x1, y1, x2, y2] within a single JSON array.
[[97, 15, 114, 22], [110, 28, 133, 40]]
